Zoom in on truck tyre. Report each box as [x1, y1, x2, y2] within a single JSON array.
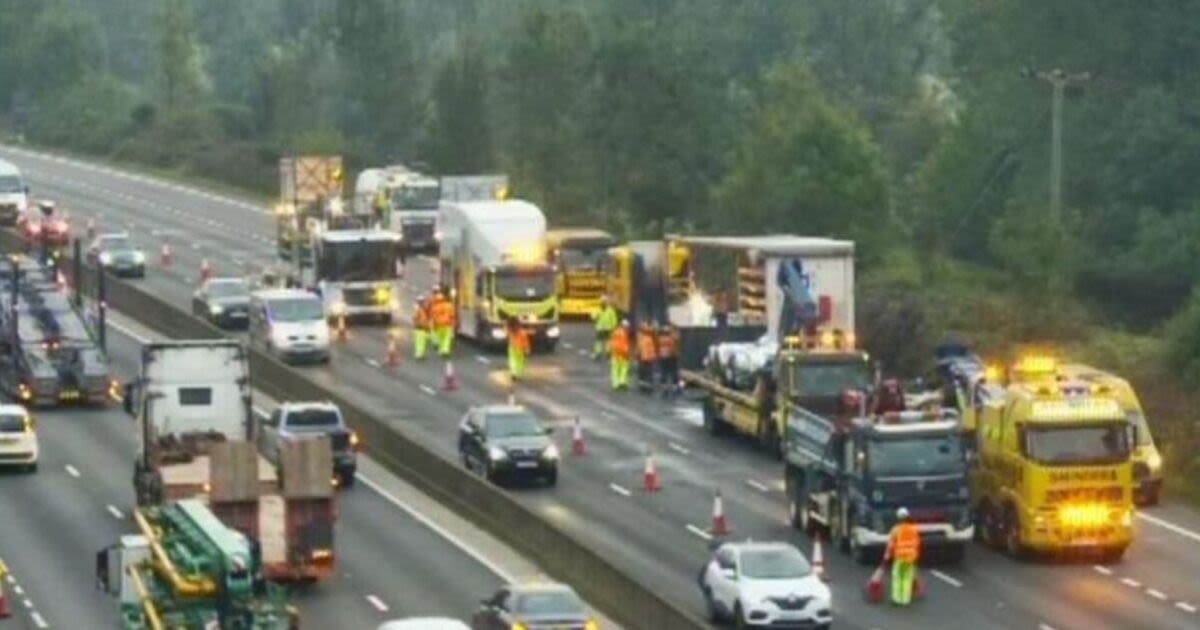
[[1003, 505, 1027, 560], [703, 586, 719, 622], [979, 501, 1003, 549]]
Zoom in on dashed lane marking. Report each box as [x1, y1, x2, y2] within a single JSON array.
[[1147, 588, 1168, 601], [419, 384, 437, 396], [1176, 602, 1196, 614], [1120, 577, 1141, 588], [1093, 565, 1113, 576], [685, 524, 713, 541], [107, 504, 125, 520], [1038, 624, 1056, 630], [366, 595, 389, 613], [475, 356, 491, 365], [930, 570, 963, 588], [667, 442, 690, 456], [745, 479, 769, 493], [608, 483, 632, 497], [31, 611, 48, 628], [12, 584, 23, 596], [365, 358, 381, 368], [64, 464, 80, 478]]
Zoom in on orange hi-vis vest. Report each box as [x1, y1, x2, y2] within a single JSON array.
[[510, 327, 531, 354], [610, 328, 631, 359], [888, 522, 921, 563], [431, 298, 455, 327], [413, 302, 432, 328], [657, 330, 678, 358], [637, 328, 658, 361]]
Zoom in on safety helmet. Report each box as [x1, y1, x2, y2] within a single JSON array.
[[896, 507, 910, 520]]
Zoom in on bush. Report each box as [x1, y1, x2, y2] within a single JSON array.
[[27, 75, 134, 154]]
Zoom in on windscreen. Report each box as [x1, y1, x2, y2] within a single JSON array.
[[494, 268, 555, 300], [788, 360, 871, 398], [102, 237, 135, 253], [391, 183, 440, 210], [287, 408, 340, 428], [869, 435, 965, 476], [268, 297, 324, 322], [485, 412, 543, 438], [739, 547, 812, 579], [0, 413, 26, 433], [559, 246, 608, 272], [1023, 423, 1131, 465], [0, 175, 22, 193], [208, 279, 249, 299], [318, 240, 396, 281], [516, 590, 585, 616]]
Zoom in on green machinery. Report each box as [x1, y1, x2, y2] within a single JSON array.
[[96, 499, 298, 630]]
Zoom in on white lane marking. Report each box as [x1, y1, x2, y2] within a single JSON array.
[[667, 442, 690, 456], [608, 483, 632, 497], [356, 474, 513, 581], [930, 569, 963, 588], [22, 598, 32, 609], [12, 584, 23, 596], [107, 504, 125, 519], [366, 594, 389, 612], [1093, 565, 1113, 576], [365, 358, 381, 368], [1121, 577, 1142, 588], [419, 384, 436, 396], [107, 318, 151, 344], [577, 349, 589, 357], [686, 524, 713, 541], [1146, 588, 1167, 601], [1176, 602, 1197, 613], [1038, 624, 1056, 630], [31, 611, 48, 628], [1137, 512, 1200, 545], [475, 355, 490, 365], [562, 342, 574, 350], [65, 464, 80, 478], [745, 479, 769, 493]]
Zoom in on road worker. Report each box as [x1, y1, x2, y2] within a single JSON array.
[[656, 323, 680, 397], [609, 320, 632, 390], [412, 294, 432, 360], [884, 507, 921, 606], [430, 289, 456, 357], [591, 296, 619, 360], [635, 320, 659, 392], [506, 317, 531, 380]]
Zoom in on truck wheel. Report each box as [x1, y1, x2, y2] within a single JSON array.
[[1003, 505, 1027, 560], [978, 501, 1002, 549]]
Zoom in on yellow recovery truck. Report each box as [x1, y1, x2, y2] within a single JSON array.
[[972, 357, 1135, 561], [547, 229, 615, 318]]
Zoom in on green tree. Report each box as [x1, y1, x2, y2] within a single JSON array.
[[419, 43, 493, 174], [157, 0, 206, 110]]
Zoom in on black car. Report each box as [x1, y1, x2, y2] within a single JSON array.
[[87, 233, 146, 278], [192, 277, 252, 329], [259, 401, 359, 487], [472, 583, 595, 630], [457, 405, 558, 486]]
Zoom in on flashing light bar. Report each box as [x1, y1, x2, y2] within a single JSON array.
[[1029, 398, 1122, 422]]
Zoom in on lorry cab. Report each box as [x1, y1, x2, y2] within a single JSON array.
[[546, 228, 615, 318], [313, 229, 401, 325], [972, 363, 1135, 561], [0, 159, 29, 226], [603, 241, 692, 324]]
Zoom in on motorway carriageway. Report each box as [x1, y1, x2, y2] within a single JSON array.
[[6, 143, 1200, 630]]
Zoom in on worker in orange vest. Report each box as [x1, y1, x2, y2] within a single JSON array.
[[884, 507, 921, 605], [506, 317, 531, 380], [430, 289, 456, 357], [656, 324, 680, 397], [412, 294, 432, 360], [636, 321, 658, 393], [609, 320, 632, 390]]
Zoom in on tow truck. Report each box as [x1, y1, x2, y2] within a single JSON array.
[[96, 499, 299, 629], [786, 407, 973, 564], [547, 228, 615, 318], [971, 356, 1135, 561]]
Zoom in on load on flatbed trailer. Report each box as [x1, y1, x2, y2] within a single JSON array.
[[0, 254, 113, 406], [96, 500, 299, 629], [276, 155, 346, 262]]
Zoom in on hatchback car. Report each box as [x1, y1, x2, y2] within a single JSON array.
[[0, 404, 38, 473], [699, 541, 832, 630], [88, 232, 146, 278], [472, 583, 596, 630], [458, 404, 558, 486], [193, 277, 252, 328]]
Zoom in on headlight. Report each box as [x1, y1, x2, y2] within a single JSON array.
[[374, 286, 390, 304], [132, 251, 146, 264], [1147, 451, 1163, 471], [210, 304, 224, 315], [546, 325, 561, 338], [490, 327, 507, 340], [488, 447, 508, 461], [542, 443, 559, 460], [584, 621, 598, 630], [99, 252, 112, 265]]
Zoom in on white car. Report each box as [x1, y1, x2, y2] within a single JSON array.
[[0, 405, 38, 472], [699, 541, 832, 630], [377, 619, 469, 630]]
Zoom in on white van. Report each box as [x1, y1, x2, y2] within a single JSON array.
[[249, 289, 331, 364], [0, 159, 29, 226]]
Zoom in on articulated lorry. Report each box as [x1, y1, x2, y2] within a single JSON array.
[[354, 165, 442, 256], [786, 407, 973, 564], [547, 228, 615, 318], [0, 255, 113, 406], [439, 200, 559, 351], [125, 340, 338, 582], [96, 499, 298, 629]]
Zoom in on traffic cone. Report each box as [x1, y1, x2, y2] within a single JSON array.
[[199, 258, 213, 283], [812, 533, 827, 581], [572, 417, 586, 456], [711, 490, 730, 537], [443, 360, 458, 391], [643, 450, 660, 492], [865, 565, 886, 604], [386, 335, 400, 367], [160, 241, 173, 268], [335, 314, 348, 342]]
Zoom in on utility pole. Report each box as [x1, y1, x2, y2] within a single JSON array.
[[1028, 68, 1092, 218]]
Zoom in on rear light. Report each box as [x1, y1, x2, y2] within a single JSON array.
[[350, 430, 362, 451]]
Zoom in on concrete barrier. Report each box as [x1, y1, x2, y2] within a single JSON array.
[[6, 232, 707, 630]]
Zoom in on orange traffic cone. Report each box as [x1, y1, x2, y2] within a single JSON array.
[[812, 533, 827, 581], [711, 490, 730, 537], [572, 417, 586, 456], [386, 335, 400, 367], [865, 565, 886, 603], [199, 258, 213, 283], [443, 360, 458, 391], [335, 314, 348, 342], [643, 450, 660, 492], [160, 241, 173, 268]]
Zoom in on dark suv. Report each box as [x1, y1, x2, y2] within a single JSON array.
[[457, 404, 558, 487]]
